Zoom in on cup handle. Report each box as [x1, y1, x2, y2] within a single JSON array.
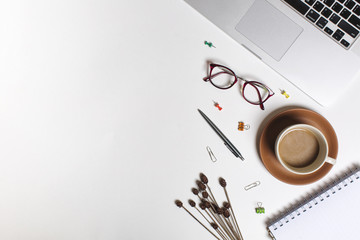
[[325, 157, 336, 165]]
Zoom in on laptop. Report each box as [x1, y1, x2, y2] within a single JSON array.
[[184, 0, 360, 106]]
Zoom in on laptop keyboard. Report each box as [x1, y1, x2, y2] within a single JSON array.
[[282, 0, 360, 49]]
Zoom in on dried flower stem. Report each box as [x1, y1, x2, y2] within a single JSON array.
[[208, 208, 237, 240], [222, 187, 243, 240], [176, 174, 245, 240], [207, 209, 233, 240], [211, 223, 230, 240], [175, 200, 221, 240]]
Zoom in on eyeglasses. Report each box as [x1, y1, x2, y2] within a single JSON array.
[[203, 63, 274, 110]]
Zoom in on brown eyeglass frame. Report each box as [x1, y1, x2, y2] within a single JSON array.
[[203, 63, 274, 110]]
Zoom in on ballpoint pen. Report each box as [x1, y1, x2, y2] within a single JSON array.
[[198, 109, 245, 160]]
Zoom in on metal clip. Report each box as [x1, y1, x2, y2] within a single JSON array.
[[206, 146, 217, 162], [244, 181, 260, 191]]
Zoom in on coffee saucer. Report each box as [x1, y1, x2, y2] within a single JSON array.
[[258, 108, 338, 185]]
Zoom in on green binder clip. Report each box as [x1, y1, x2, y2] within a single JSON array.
[[256, 202, 265, 214]]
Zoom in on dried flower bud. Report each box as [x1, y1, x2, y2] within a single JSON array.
[[202, 191, 209, 199], [199, 202, 206, 210], [197, 180, 206, 191], [217, 207, 224, 215], [188, 199, 196, 207], [219, 177, 227, 187], [204, 201, 211, 209], [211, 223, 218, 230], [200, 173, 209, 184], [223, 209, 230, 218], [175, 200, 183, 208], [223, 201, 231, 209], [191, 188, 199, 195], [211, 204, 219, 213]]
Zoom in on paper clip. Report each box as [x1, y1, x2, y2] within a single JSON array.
[[244, 181, 260, 191], [206, 146, 217, 162], [255, 202, 265, 214], [238, 122, 250, 131]]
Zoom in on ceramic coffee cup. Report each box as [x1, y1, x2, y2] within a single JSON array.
[[275, 124, 336, 175]]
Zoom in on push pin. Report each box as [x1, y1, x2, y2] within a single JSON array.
[[280, 89, 290, 98], [255, 202, 265, 214], [238, 122, 250, 131], [204, 41, 216, 48], [213, 101, 222, 111]]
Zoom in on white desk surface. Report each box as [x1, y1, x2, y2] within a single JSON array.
[[1, 1, 359, 239]]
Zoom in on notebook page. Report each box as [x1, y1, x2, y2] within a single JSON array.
[[268, 170, 360, 240]]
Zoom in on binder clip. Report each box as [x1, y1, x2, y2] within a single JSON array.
[[204, 41, 216, 48], [255, 202, 265, 214], [238, 122, 250, 131]]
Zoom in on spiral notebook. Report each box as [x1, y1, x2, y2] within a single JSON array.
[[267, 166, 360, 240]]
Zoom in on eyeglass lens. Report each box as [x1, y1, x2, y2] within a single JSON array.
[[209, 66, 236, 89], [242, 83, 270, 104]]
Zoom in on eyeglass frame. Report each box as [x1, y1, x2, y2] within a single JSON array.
[[203, 63, 274, 110]]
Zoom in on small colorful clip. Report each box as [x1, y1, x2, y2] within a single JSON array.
[[280, 89, 290, 98], [238, 122, 250, 131], [213, 101, 222, 111], [255, 202, 265, 214], [204, 41, 216, 48]]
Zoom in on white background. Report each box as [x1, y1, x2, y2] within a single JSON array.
[[0, 1, 359, 239]]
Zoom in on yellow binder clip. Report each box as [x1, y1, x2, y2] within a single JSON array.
[[238, 122, 250, 131]]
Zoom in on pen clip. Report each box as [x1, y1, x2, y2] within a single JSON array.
[[224, 142, 238, 157], [224, 142, 245, 160]]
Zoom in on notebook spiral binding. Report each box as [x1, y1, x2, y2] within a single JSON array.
[[267, 166, 360, 238]]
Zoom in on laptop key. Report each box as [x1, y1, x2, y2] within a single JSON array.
[[332, 2, 343, 13], [341, 39, 350, 47], [349, 14, 360, 29], [307, 9, 321, 22], [332, 29, 345, 40], [324, 0, 335, 7], [322, 7, 333, 17], [354, 5, 360, 15], [324, 27, 334, 34], [305, 0, 316, 6], [340, 8, 352, 18], [317, 17, 329, 28], [330, 13, 341, 23], [345, 0, 356, 9], [314, 1, 325, 12], [338, 19, 359, 37], [283, 0, 310, 15]]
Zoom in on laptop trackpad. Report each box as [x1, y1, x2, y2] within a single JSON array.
[[235, 0, 303, 61]]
